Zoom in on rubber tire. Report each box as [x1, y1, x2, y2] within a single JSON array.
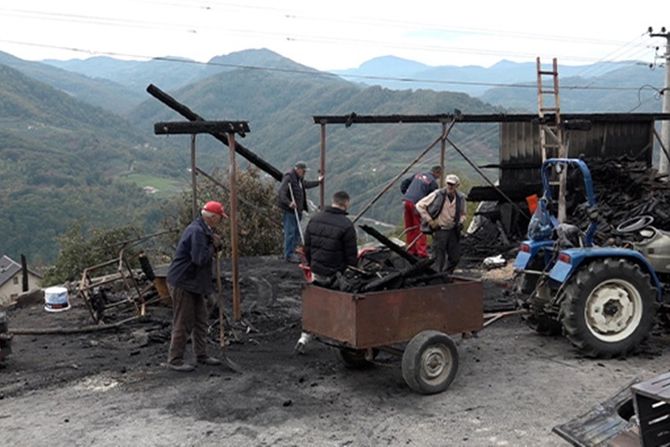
[[560, 258, 658, 358], [335, 348, 374, 369], [401, 330, 459, 395]]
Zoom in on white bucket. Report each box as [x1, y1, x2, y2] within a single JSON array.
[[44, 286, 71, 312]]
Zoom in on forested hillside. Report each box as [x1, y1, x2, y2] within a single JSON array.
[[130, 64, 503, 225], [0, 51, 139, 115], [481, 64, 663, 112], [0, 64, 163, 263], [1, 51, 504, 263]]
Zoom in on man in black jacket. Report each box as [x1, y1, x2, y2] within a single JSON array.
[[277, 161, 322, 263], [295, 191, 358, 353], [304, 190, 358, 279]]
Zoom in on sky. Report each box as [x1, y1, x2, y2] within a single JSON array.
[[0, 0, 667, 71]]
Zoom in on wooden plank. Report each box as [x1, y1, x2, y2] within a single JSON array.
[[146, 84, 283, 181], [154, 121, 250, 135], [312, 113, 670, 125]]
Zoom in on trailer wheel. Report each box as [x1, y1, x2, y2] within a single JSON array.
[[401, 330, 458, 395], [560, 258, 658, 358], [335, 348, 375, 369]]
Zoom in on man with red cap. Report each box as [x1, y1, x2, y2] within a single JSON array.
[[166, 201, 227, 371]]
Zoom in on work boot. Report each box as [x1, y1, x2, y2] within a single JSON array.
[[294, 332, 312, 355], [197, 356, 222, 366], [286, 254, 301, 264], [294, 340, 306, 355], [167, 362, 195, 372]]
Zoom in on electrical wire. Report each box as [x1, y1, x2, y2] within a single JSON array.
[[129, 0, 652, 48], [570, 33, 649, 79], [0, 6, 650, 64], [0, 38, 658, 93], [628, 85, 664, 112]]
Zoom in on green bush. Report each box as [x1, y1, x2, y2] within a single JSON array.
[[161, 166, 283, 258], [42, 224, 142, 286]]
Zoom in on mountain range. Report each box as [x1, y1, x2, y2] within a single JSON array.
[[41, 50, 665, 113], [0, 48, 665, 263]]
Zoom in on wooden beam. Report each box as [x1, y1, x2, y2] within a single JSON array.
[[154, 121, 250, 136], [147, 84, 283, 181], [312, 113, 670, 125]]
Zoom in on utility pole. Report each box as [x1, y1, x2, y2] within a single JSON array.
[[651, 27, 670, 175]]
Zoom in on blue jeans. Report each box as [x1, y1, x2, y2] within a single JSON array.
[[283, 210, 302, 259]]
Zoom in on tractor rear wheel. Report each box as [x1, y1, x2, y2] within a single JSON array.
[[560, 258, 658, 358]]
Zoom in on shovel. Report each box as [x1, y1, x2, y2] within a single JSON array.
[[287, 183, 305, 246], [288, 183, 312, 280], [215, 250, 243, 374]]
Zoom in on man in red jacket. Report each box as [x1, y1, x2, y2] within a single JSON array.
[[401, 166, 442, 257]]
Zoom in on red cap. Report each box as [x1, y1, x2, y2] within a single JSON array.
[[202, 201, 227, 217]]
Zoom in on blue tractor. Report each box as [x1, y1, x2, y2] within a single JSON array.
[[514, 158, 669, 357]]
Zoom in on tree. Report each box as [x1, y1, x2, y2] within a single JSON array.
[[42, 224, 142, 286], [161, 166, 283, 257]]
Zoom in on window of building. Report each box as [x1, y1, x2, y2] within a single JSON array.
[[12, 276, 19, 285]]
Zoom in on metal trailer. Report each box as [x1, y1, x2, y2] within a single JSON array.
[[302, 278, 484, 395]]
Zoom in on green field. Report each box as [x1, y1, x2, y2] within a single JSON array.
[[119, 173, 186, 198]]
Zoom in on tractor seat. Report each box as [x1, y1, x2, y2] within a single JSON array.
[[555, 223, 585, 249]]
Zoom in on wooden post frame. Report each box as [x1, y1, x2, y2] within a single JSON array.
[[226, 132, 241, 321], [319, 122, 326, 210], [190, 134, 197, 219], [440, 121, 447, 187], [153, 119, 249, 322]]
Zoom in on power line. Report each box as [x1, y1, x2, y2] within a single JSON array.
[[0, 6, 650, 65], [0, 38, 658, 93], [132, 0, 650, 48], [570, 33, 649, 79]]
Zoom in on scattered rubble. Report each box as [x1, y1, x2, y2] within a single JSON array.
[[569, 159, 670, 242]]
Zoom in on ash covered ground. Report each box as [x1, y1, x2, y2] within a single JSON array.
[[1, 257, 669, 447]]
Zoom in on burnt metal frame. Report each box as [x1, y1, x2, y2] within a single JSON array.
[[77, 248, 155, 323], [312, 113, 670, 224], [153, 120, 248, 321], [312, 114, 510, 224]]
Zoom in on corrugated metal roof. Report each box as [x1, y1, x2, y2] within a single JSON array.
[[499, 120, 654, 188]]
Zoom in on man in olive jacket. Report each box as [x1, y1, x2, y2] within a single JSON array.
[[277, 161, 322, 262]]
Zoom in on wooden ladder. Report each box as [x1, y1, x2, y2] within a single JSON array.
[[537, 57, 567, 221]]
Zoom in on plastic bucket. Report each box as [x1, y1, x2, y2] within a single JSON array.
[[44, 286, 71, 312]]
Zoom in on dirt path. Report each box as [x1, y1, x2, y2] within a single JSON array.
[[1, 259, 668, 446]]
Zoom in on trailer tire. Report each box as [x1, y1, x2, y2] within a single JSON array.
[[560, 258, 658, 358], [335, 348, 374, 369], [401, 330, 458, 395]]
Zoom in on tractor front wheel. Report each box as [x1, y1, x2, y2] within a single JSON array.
[[560, 258, 658, 358]]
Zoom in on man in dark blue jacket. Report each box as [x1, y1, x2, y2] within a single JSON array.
[[402, 166, 442, 257], [166, 201, 226, 372], [277, 161, 322, 263]]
